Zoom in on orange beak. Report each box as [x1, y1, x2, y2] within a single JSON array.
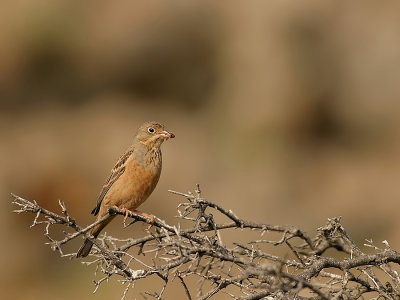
[[160, 130, 175, 139]]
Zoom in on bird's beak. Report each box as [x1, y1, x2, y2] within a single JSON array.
[[160, 130, 175, 139]]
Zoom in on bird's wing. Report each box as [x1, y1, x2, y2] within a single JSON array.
[[91, 148, 134, 216]]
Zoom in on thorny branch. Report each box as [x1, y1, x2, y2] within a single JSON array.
[[11, 185, 400, 299]]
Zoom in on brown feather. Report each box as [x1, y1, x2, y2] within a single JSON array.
[[77, 121, 174, 258], [91, 148, 134, 216]]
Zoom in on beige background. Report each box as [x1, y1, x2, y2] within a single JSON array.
[[2, 1, 400, 299]]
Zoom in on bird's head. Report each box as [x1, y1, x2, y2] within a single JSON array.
[[136, 121, 175, 148]]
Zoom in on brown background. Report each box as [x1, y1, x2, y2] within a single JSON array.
[[2, 1, 400, 299]]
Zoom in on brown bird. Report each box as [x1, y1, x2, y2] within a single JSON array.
[[76, 121, 175, 258]]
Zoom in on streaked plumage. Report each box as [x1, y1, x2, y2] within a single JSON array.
[[77, 121, 174, 258]]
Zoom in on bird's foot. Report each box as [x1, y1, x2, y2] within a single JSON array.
[[134, 210, 155, 229], [122, 208, 134, 224], [112, 206, 134, 224], [112, 206, 154, 228]]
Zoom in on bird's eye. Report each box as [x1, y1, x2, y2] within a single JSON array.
[[148, 127, 155, 134]]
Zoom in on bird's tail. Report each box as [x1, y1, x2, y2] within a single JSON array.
[[76, 238, 94, 258], [76, 216, 115, 258]]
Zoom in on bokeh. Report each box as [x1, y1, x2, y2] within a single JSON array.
[[2, 1, 400, 299]]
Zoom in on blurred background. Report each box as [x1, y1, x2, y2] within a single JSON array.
[[2, 0, 400, 299]]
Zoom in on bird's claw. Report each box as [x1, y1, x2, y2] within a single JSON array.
[[134, 210, 155, 229], [112, 206, 154, 229], [112, 206, 134, 224]]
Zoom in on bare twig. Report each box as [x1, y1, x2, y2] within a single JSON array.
[[11, 186, 400, 299]]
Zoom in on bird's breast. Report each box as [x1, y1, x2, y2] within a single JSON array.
[[103, 148, 162, 211], [123, 155, 161, 208]]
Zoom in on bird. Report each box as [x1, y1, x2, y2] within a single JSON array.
[[76, 121, 175, 258]]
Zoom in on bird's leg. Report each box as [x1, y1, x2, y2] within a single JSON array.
[[122, 208, 135, 224], [112, 205, 134, 224], [111, 206, 153, 228], [134, 210, 155, 229]]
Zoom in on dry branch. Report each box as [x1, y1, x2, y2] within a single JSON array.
[[11, 185, 400, 299]]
